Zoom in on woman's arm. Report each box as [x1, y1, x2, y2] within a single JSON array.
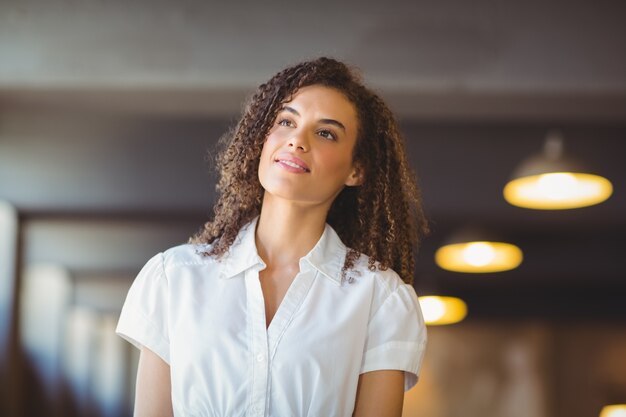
[[133, 347, 174, 417], [352, 370, 405, 417]]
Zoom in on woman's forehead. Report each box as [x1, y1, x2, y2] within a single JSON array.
[[283, 85, 357, 123]]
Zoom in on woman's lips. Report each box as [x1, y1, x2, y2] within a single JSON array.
[[274, 155, 310, 173]]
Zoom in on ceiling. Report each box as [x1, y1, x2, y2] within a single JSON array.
[[1, 0, 625, 320]]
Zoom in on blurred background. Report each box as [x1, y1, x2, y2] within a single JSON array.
[[1, 0, 625, 416]]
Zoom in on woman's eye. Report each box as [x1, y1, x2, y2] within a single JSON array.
[[277, 119, 293, 127], [318, 130, 336, 141]]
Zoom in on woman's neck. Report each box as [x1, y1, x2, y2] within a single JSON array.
[[255, 195, 328, 269]]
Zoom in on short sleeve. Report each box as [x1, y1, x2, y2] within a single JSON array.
[[115, 252, 170, 364], [360, 283, 427, 391]]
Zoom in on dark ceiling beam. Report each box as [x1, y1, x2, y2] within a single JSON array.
[[435, 280, 626, 321], [2, 88, 626, 122]]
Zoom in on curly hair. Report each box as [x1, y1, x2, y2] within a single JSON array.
[[189, 57, 429, 284]]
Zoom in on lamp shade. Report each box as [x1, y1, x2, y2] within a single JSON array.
[[600, 405, 626, 417], [435, 226, 523, 273], [504, 131, 613, 209]]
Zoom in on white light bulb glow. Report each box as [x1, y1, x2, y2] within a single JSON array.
[[462, 242, 496, 267], [420, 297, 446, 322], [537, 173, 578, 200]]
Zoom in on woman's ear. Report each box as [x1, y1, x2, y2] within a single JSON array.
[[345, 166, 364, 187]]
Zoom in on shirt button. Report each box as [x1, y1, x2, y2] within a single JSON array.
[[256, 353, 264, 362]]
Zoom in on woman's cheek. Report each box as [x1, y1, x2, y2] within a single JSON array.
[[321, 148, 353, 174], [266, 127, 289, 143]]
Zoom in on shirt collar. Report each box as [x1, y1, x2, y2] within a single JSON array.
[[219, 217, 347, 286], [302, 223, 347, 286], [219, 217, 266, 279]]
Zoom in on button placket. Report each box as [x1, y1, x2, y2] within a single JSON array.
[[245, 268, 270, 417]]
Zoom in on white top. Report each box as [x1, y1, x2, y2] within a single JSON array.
[[116, 217, 427, 417]]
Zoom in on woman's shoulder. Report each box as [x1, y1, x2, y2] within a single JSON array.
[[348, 251, 408, 297], [159, 242, 219, 269], [323, 224, 406, 295], [346, 252, 422, 332]]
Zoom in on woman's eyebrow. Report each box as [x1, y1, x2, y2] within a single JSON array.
[[282, 106, 300, 116], [282, 106, 346, 132], [319, 118, 346, 132]]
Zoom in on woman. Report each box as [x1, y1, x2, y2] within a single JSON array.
[[117, 57, 429, 417]]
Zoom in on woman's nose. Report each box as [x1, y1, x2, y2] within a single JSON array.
[[288, 131, 309, 151]]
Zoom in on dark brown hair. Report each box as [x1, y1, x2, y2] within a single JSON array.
[[189, 57, 428, 284]]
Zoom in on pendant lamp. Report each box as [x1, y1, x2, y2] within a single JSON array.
[[416, 274, 468, 325], [504, 130, 613, 209], [418, 295, 468, 325], [600, 405, 626, 417], [435, 226, 523, 273]]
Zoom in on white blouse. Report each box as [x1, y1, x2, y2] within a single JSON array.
[[116, 218, 427, 417]]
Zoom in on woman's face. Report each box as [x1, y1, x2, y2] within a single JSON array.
[[258, 84, 361, 209]]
